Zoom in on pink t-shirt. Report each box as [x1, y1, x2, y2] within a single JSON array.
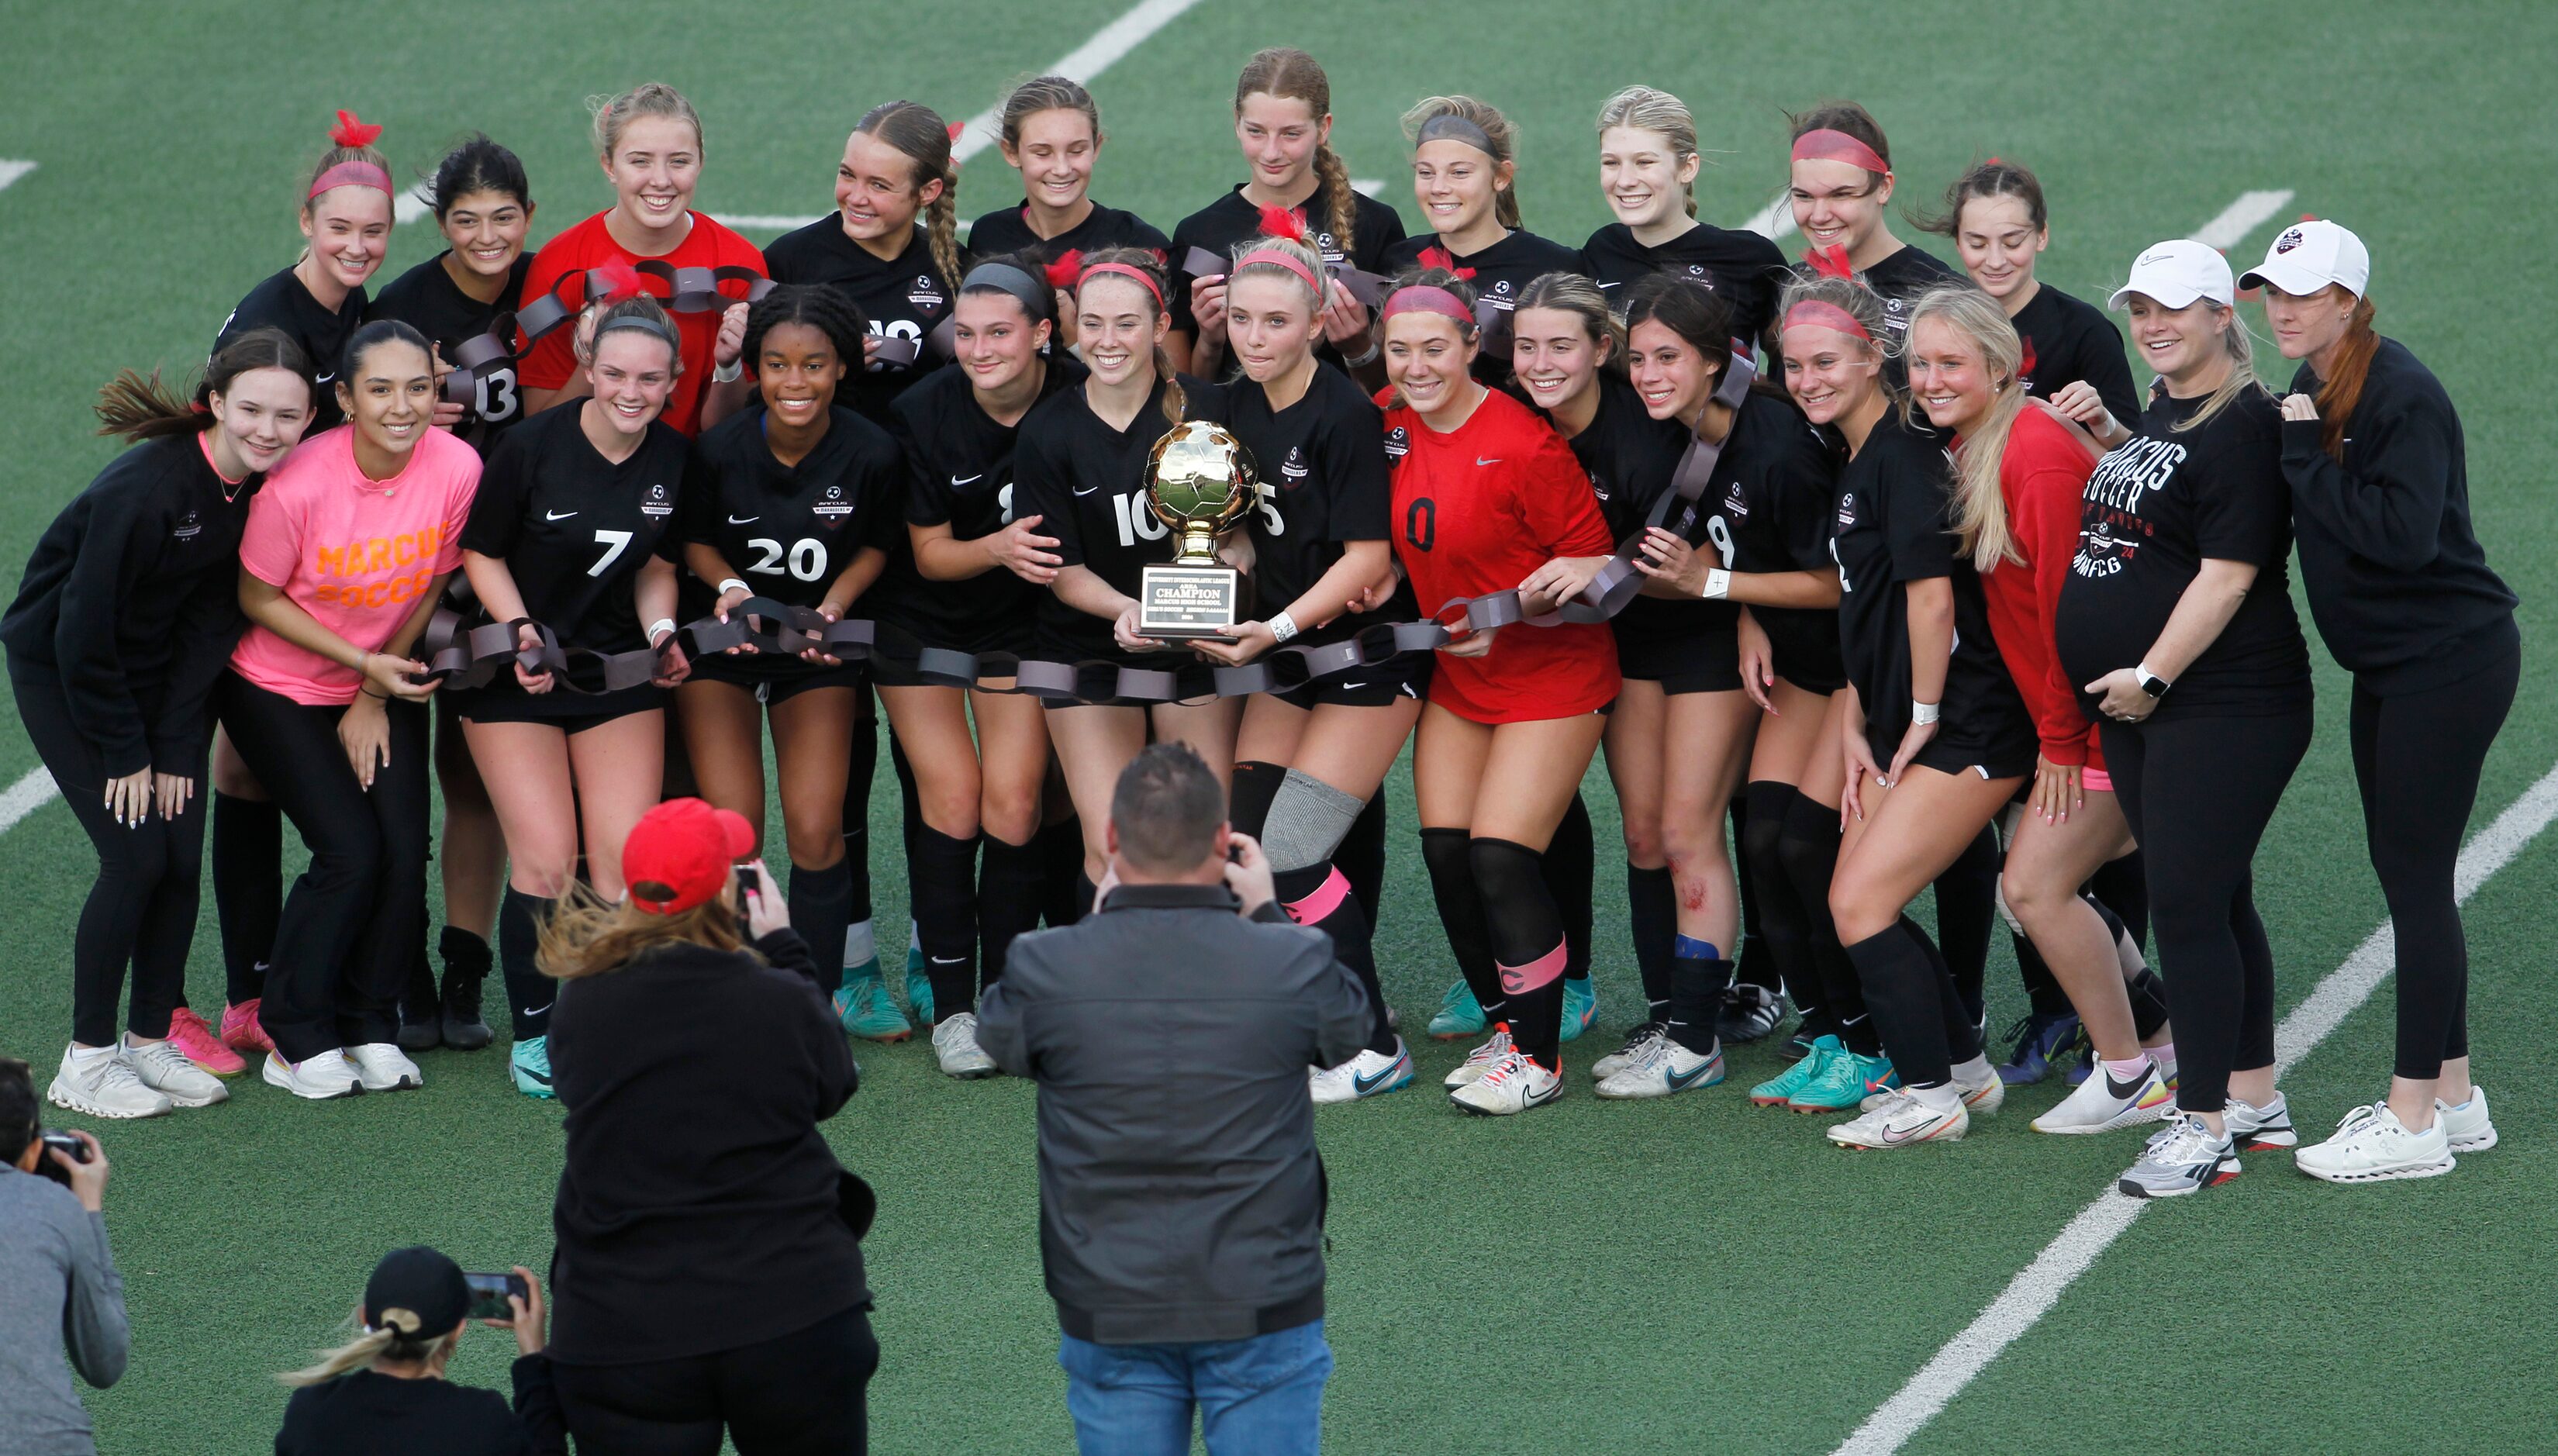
[[230, 425, 479, 705]]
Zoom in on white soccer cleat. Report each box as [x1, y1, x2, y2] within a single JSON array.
[[1590, 1020, 1665, 1082], [1827, 1089, 1968, 1150], [122, 1036, 229, 1109], [345, 1042, 424, 1092], [931, 1013, 999, 1079], [1594, 1038, 1724, 1100], [1447, 1052, 1562, 1116], [2294, 1102, 2456, 1185], [1310, 1040, 1414, 1105], [262, 1048, 364, 1100], [1444, 1025, 1514, 1088], [50, 1044, 174, 1120]]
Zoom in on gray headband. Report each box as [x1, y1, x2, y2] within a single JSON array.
[[1415, 112, 1497, 157], [595, 313, 683, 361], [961, 262, 1054, 321]]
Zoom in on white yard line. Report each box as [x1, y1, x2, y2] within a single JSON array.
[[0, 766, 60, 837], [2194, 188, 2296, 250], [0, 160, 36, 194], [1743, 186, 1794, 241], [1832, 757, 2558, 1456]]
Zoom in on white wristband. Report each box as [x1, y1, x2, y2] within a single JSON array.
[[717, 578, 750, 598], [1702, 568, 1731, 600], [713, 357, 743, 384], [1911, 699, 1941, 726], [647, 618, 678, 643], [1269, 611, 1300, 643]]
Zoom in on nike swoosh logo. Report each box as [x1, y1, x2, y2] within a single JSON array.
[[1476, 457, 1502, 467], [1352, 1058, 1405, 1094], [951, 474, 983, 487], [928, 956, 966, 965], [1598, 281, 1620, 289], [1524, 1076, 1562, 1106], [314, 372, 337, 385], [2104, 1068, 2152, 1099], [1072, 485, 1099, 497], [727, 514, 759, 523], [1666, 1056, 1721, 1089], [519, 1002, 552, 1017], [546, 510, 577, 521], [1880, 1113, 1943, 1144]]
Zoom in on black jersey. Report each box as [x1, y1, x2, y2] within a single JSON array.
[[2055, 388, 2312, 720], [1580, 222, 1792, 346], [1831, 412, 2028, 758], [2011, 283, 2141, 430], [1550, 374, 1731, 654], [1704, 389, 1845, 686], [765, 220, 959, 429], [1013, 375, 1220, 658], [1380, 229, 1584, 386], [1167, 185, 1408, 341], [461, 403, 694, 657], [366, 253, 534, 449], [1852, 242, 1965, 343], [2, 436, 263, 773], [681, 405, 904, 622], [216, 267, 368, 431], [965, 200, 1170, 271], [1212, 362, 1395, 643]]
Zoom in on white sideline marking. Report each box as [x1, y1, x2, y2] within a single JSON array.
[[1743, 187, 1794, 241], [722, 214, 826, 232], [1351, 178, 1386, 198], [1832, 757, 2558, 1456], [0, 766, 60, 836], [0, 160, 36, 194], [2194, 188, 2296, 250]]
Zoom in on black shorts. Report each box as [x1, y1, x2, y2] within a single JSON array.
[[1613, 622, 1742, 695], [1777, 664, 1849, 695], [1031, 636, 1210, 709], [449, 681, 665, 733], [1906, 736, 2036, 781], [684, 649, 868, 705], [1267, 650, 1432, 711]]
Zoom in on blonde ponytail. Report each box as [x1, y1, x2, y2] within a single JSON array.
[[279, 1309, 457, 1389]]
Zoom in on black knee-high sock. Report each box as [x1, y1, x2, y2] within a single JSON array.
[[1420, 828, 1501, 1020], [1041, 815, 1086, 927], [979, 833, 1046, 986], [886, 719, 919, 957], [911, 826, 982, 1020], [1472, 837, 1567, 1068], [1626, 864, 1676, 1022], [1742, 780, 1817, 1026], [840, 694, 882, 968], [1779, 789, 1877, 1056], [1931, 824, 2000, 1030], [2090, 850, 2149, 954], [1227, 761, 1286, 839], [1900, 915, 1984, 1064], [1337, 788, 1389, 926], [214, 792, 282, 1005], [1845, 920, 1954, 1088], [498, 888, 558, 1041], [2083, 892, 2173, 1040], [1541, 791, 1595, 982], [789, 860, 854, 996], [1667, 947, 1731, 1057], [1731, 793, 1778, 994], [1278, 862, 1395, 1054], [2014, 933, 2074, 1018]]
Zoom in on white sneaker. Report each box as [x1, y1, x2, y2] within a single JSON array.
[[1594, 1037, 1724, 1099], [262, 1048, 364, 1100], [1953, 1061, 2005, 1116], [1590, 1020, 1666, 1081], [345, 1043, 424, 1092], [121, 1037, 228, 1108], [2033, 1058, 2173, 1134], [2294, 1102, 2456, 1184], [2437, 1086, 2496, 1152], [1448, 1051, 1562, 1116], [930, 1013, 998, 1079], [1444, 1026, 1514, 1088], [1827, 1089, 1968, 1149], [2119, 1113, 2240, 1198], [1310, 1040, 1414, 1104], [2223, 1091, 2297, 1150], [50, 1044, 174, 1120]]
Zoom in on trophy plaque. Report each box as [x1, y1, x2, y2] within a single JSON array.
[[1137, 420, 1256, 640]]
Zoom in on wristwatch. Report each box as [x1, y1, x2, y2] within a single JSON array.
[[2135, 662, 2173, 700]]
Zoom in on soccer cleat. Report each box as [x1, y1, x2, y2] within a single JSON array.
[[1994, 1010, 2081, 1086], [220, 999, 276, 1056], [1560, 975, 1597, 1042], [2294, 1102, 2456, 1185], [396, 960, 443, 1053], [1752, 1034, 1839, 1106], [2437, 1087, 2496, 1153], [346, 1042, 425, 1092], [1717, 984, 1784, 1044], [1827, 1089, 1968, 1149], [2118, 1113, 2240, 1198], [1776, 1024, 1821, 1062], [509, 1037, 554, 1100], [1590, 1020, 1666, 1082], [1595, 1037, 1724, 1099], [1954, 1062, 2007, 1116], [833, 969, 913, 1042], [1310, 1040, 1415, 1104], [123, 1037, 230, 1108], [1790, 1048, 1897, 1114], [2032, 1059, 2173, 1134], [263, 1048, 364, 1101], [1448, 1051, 1563, 1115], [1444, 1026, 1515, 1088], [930, 1013, 999, 1079], [904, 932, 935, 1025], [50, 1045, 174, 1119], [1427, 978, 1486, 1040], [2223, 1092, 2297, 1151], [164, 1007, 246, 1077]]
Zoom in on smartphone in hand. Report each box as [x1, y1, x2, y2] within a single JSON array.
[[461, 1271, 531, 1321]]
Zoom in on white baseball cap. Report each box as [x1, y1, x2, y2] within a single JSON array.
[[2239, 219, 2370, 298], [2107, 240, 2235, 311]]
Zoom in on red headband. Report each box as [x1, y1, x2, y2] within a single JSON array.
[[1076, 261, 1163, 308], [1383, 285, 1477, 329], [1234, 248, 1324, 302], [309, 161, 392, 199], [1780, 299, 1874, 344], [1791, 127, 1890, 176]]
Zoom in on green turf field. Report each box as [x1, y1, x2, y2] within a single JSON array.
[[4, 2, 2553, 1451]]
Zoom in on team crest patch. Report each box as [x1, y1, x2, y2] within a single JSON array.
[[1384, 426, 1410, 461], [908, 274, 945, 311], [2274, 226, 2304, 254], [1280, 445, 1310, 484], [641, 482, 673, 517], [1837, 491, 1856, 527], [1588, 470, 1610, 503], [1721, 482, 1749, 517], [173, 510, 202, 540], [814, 481, 852, 519]]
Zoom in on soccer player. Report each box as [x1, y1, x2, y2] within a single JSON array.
[[5, 331, 314, 1116], [1580, 85, 1791, 347], [1378, 95, 1583, 388], [966, 75, 1173, 350], [1785, 105, 1959, 340]]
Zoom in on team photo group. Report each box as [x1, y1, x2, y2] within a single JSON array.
[[2, 37, 2522, 1454]]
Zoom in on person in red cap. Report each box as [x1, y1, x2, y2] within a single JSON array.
[[533, 799, 880, 1454]]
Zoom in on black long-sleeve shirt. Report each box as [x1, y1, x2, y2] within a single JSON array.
[[274, 1357, 564, 1456], [2, 435, 261, 774], [2281, 338, 2518, 693]]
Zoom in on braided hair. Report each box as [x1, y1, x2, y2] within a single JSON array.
[[1076, 247, 1185, 426], [1234, 50, 1357, 257], [857, 101, 962, 292]]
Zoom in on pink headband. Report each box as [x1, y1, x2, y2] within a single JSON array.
[[1234, 247, 1324, 302], [1780, 300, 1874, 344], [1791, 127, 1890, 176], [309, 160, 393, 200], [1076, 261, 1164, 309], [1382, 285, 1478, 329]]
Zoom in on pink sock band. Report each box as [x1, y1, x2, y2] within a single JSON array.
[[1282, 866, 1353, 926], [1497, 943, 1569, 998]]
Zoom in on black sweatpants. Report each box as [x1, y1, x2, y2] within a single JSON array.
[[13, 670, 208, 1047], [553, 1305, 878, 1455], [2101, 708, 2312, 1114], [218, 674, 431, 1062], [2352, 645, 2518, 1080]]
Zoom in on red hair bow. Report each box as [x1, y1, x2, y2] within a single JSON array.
[[1804, 243, 1855, 280], [1257, 204, 1310, 243], [330, 109, 384, 148], [1043, 250, 1085, 291], [947, 120, 966, 142], [589, 262, 649, 305], [1417, 244, 1476, 281]]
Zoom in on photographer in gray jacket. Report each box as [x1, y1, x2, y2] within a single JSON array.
[[0, 1056, 129, 1456], [978, 742, 1369, 1456]]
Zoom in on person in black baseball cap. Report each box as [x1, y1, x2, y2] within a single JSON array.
[[276, 1245, 560, 1454]]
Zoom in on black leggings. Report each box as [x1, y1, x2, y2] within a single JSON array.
[[217, 675, 430, 1061], [553, 1305, 878, 1455], [2102, 708, 2312, 1113], [12, 671, 207, 1046], [2353, 647, 2518, 1079]]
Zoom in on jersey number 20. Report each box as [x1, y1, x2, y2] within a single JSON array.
[[747, 537, 830, 582]]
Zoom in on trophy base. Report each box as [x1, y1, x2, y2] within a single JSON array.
[[1137, 562, 1244, 640]]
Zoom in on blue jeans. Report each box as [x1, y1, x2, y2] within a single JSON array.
[[1058, 1320, 1331, 1455]]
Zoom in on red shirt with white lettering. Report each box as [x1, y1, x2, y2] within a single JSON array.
[[516, 210, 767, 436], [1383, 386, 1619, 723], [1973, 403, 2103, 767]]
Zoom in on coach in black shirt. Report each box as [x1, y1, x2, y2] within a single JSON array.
[[979, 742, 1367, 1456]]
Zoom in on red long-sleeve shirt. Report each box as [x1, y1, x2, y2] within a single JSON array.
[[1974, 405, 2103, 768]]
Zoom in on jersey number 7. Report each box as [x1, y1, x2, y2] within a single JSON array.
[[589, 530, 633, 578]]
